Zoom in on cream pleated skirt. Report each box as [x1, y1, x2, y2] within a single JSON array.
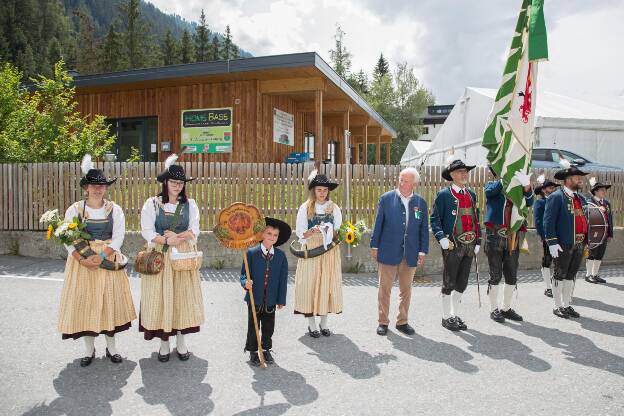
[[294, 233, 343, 316], [58, 240, 136, 339], [139, 241, 205, 340]]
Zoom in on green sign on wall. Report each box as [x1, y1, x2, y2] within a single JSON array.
[[181, 107, 233, 153]]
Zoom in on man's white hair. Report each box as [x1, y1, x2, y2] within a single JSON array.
[[399, 167, 420, 183]]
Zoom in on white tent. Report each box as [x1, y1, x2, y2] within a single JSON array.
[[410, 87, 624, 167], [400, 140, 432, 165]]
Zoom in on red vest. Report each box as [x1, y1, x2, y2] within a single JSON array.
[[572, 194, 587, 235], [451, 188, 474, 234]]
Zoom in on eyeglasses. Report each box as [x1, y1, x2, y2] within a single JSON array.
[[168, 180, 185, 187]]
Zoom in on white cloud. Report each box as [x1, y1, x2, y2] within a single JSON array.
[[146, 0, 624, 103]]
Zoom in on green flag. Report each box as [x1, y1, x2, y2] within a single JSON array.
[[482, 0, 548, 231]]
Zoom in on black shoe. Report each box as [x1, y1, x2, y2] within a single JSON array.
[[501, 308, 523, 322], [250, 351, 261, 366], [553, 307, 570, 319], [594, 275, 606, 283], [395, 323, 415, 335], [544, 289, 553, 298], [455, 316, 468, 330], [105, 348, 122, 364], [263, 350, 275, 364], [80, 350, 95, 367], [320, 328, 331, 337], [157, 351, 170, 362], [177, 350, 191, 361], [585, 275, 600, 284], [442, 317, 461, 331], [490, 309, 506, 323], [376, 325, 388, 336], [565, 306, 580, 318], [307, 326, 321, 338]]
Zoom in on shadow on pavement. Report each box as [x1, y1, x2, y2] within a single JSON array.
[[136, 353, 214, 416], [574, 316, 624, 338], [298, 333, 397, 379], [507, 321, 624, 377], [454, 329, 551, 372], [574, 297, 624, 317], [22, 357, 137, 416], [387, 330, 479, 374]]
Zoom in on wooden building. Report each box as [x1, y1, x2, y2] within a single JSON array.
[[73, 52, 396, 164]]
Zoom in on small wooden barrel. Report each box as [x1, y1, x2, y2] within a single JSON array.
[[135, 249, 164, 275]]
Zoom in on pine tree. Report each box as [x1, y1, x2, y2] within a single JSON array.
[[74, 9, 100, 74], [180, 29, 194, 63], [16, 44, 36, 78], [231, 44, 239, 59], [373, 53, 389, 79], [119, 0, 149, 69], [329, 24, 351, 78], [194, 9, 210, 62], [100, 23, 124, 72], [162, 29, 179, 66], [210, 36, 220, 61], [221, 25, 232, 60]]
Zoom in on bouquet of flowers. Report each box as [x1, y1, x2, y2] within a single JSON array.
[[338, 220, 368, 247], [39, 209, 91, 245]]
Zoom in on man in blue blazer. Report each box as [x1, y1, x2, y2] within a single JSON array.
[[430, 157, 481, 331], [240, 217, 291, 366], [533, 175, 559, 297], [370, 167, 429, 336]]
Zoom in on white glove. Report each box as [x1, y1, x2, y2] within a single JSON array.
[[440, 238, 450, 250], [514, 171, 531, 187], [474, 245, 480, 255], [549, 244, 563, 258]]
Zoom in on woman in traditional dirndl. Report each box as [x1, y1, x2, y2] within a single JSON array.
[[57, 155, 136, 367], [294, 170, 343, 337], [139, 154, 204, 362]]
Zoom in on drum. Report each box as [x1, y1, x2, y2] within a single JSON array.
[[586, 202, 608, 249]]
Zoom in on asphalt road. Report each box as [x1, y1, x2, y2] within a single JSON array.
[[0, 255, 623, 416]]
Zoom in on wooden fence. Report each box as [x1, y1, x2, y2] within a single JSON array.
[[1, 162, 623, 231]]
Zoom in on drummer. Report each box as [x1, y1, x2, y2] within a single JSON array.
[[585, 178, 613, 284]]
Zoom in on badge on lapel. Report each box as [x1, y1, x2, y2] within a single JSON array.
[[413, 206, 421, 220]]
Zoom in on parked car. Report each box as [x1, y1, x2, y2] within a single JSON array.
[[531, 148, 623, 171]]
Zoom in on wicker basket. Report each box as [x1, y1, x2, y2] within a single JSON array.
[[170, 245, 203, 272]]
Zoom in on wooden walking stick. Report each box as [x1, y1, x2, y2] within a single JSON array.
[[214, 203, 268, 368]]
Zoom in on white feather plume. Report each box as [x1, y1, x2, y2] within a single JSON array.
[[559, 158, 571, 169], [308, 169, 318, 182], [445, 154, 458, 167], [81, 154, 93, 175], [536, 174, 545, 185], [589, 177, 597, 187], [164, 153, 178, 169]]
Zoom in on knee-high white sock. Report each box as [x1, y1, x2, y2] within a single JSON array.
[[307, 316, 318, 332], [319, 315, 329, 330], [586, 260, 594, 277], [159, 339, 170, 355], [501, 284, 516, 311], [562, 280, 574, 308], [593, 260, 602, 276], [488, 284, 500, 312], [451, 291, 462, 317], [83, 336, 95, 357], [541, 267, 552, 290], [176, 332, 187, 354], [442, 294, 453, 319], [552, 280, 564, 308], [105, 335, 118, 356]]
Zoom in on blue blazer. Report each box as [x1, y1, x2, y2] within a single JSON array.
[[533, 198, 546, 240], [430, 187, 482, 245], [484, 180, 534, 225], [239, 245, 288, 306], [544, 189, 587, 248], [370, 190, 429, 267]]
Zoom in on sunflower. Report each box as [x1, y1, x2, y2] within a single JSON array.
[[46, 225, 53, 240], [345, 230, 355, 244], [68, 222, 77, 230]]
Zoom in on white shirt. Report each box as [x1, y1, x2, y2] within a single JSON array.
[[451, 183, 467, 194], [260, 243, 275, 257], [140, 197, 200, 243], [295, 200, 342, 244], [396, 189, 413, 227], [562, 186, 575, 197], [64, 202, 125, 254]]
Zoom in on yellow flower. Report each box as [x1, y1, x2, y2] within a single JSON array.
[[68, 222, 77, 230], [46, 225, 53, 240], [345, 230, 355, 244]]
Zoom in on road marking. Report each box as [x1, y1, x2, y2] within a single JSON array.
[[0, 274, 63, 282]]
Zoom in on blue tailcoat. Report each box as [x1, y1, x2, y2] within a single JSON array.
[[543, 189, 587, 248], [239, 245, 288, 306], [484, 179, 534, 225], [430, 187, 482, 245]]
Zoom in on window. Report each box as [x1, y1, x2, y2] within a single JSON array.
[[560, 150, 590, 163], [106, 117, 158, 162], [532, 148, 551, 161], [422, 126, 429, 135], [304, 132, 315, 159], [327, 140, 337, 163]]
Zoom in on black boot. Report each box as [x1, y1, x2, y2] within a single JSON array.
[[442, 317, 461, 331], [455, 316, 468, 330], [263, 350, 275, 364], [565, 306, 580, 318], [376, 325, 388, 336], [105, 348, 122, 364], [544, 288, 553, 298], [501, 308, 523, 321], [490, 309, 505, 323], [585, 275, 600, 284], [553, 307, 569, 319], [249, 351, 261, 366], [594, 275, 606, 283], [80, 350, 95, 367]]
